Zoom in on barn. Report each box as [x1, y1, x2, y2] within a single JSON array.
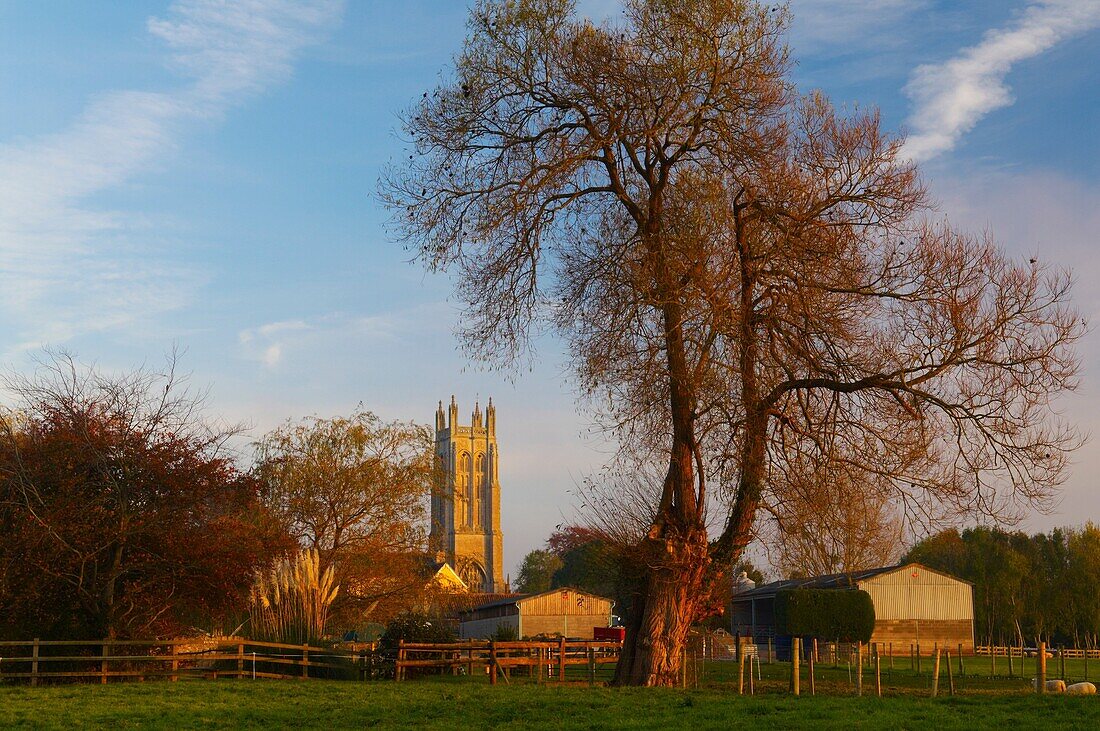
[[458, 587, 614, 640], [730, 563, 975, 654]]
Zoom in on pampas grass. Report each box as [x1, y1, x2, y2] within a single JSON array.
[[249, 549, 339, 645]]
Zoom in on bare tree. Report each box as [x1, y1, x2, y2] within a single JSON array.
[[382, 0, 1083, 685], [766, 457, 905, 578]]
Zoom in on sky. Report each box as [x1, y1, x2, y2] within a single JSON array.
[[0, 0, 1098, 580]]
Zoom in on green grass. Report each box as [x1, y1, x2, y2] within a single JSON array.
[[1, 675, 1098, 730]]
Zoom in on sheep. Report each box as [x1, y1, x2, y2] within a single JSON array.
[[1034, 679, 1066, 693], [1066, 682, 1097, 695]]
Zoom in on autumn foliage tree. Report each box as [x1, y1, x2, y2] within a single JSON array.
[[0, 353, 284, 639], [382, 0, 1082, 685], [253, 410, 434, 627]]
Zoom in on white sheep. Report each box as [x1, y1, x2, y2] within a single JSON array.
[[1066, 682, 1097, 695], [1034, 679, 1066, 693]]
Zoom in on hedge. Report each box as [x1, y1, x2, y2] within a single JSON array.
[[774, 588, 875, 642]]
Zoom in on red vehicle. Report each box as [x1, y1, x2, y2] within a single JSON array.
[[593, 626, 626, 642]]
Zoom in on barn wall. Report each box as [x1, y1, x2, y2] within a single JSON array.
[[517, 589, 613, 639], [521, 613, 612, 639], [460, 614, 519, 640], [860, 566, 974, 621], [871, 619, 975, 654], [518, 589, 613, 617]]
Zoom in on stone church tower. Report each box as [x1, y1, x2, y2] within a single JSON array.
[[430, 396, 504, 593]]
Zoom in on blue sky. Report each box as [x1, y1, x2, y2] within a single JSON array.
[[0, 1, 1098, 578]]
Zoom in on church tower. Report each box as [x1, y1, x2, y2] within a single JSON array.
[[430, 396, 504, 593]]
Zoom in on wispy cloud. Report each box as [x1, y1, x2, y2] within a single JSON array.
[[237, 303, 450, 369], [902, 0, 1100, 161], [790, 0, 926, 53], [0, 0, 342, 351]]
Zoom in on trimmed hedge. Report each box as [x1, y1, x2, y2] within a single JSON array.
[[774, 588, 875, 642]]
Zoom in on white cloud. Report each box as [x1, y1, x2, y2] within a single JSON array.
[[902, 0, 1100, 161], [0, 0, 342, 351]]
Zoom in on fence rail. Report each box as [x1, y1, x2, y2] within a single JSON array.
[[0, 638, 367, 685], [976, 645, 1100, 658], [395, 639, 621, 685]]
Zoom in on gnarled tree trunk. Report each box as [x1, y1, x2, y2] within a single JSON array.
[[615, 526, 709, 686]]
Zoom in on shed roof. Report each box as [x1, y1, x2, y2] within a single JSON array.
[[460, 587, 613, 617], [733, 562, 971, 600]]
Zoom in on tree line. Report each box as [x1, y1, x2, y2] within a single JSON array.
[[906, 525, 1100, 649], [0, 352, 436, 641]]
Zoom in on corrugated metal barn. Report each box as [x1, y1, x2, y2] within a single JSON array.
[[730, 563, 975, 654], [459, 588, 614, 640]]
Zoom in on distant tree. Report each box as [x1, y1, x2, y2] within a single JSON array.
[[905, 525, 1100, 647], [384, 0, 1083, 685], [253, 410, 433, 626], [0, 352, 284, 639], [515, 549, 564, 594]]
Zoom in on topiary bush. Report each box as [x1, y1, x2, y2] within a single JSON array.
[[774, 588, 875, 643]]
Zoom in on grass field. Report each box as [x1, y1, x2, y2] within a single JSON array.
[[2, 661, 1100, 730]]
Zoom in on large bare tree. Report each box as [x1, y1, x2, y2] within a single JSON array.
[[381, 0, 1083, 685]]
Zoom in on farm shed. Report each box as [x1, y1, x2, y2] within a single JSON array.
[[459, 588, 614, 640], [730, 563, 975, 655]]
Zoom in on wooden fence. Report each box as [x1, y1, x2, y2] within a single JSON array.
[[395, 639, 621, 685], [976, 645, 1100, 659], [0, 638, 368, 685]]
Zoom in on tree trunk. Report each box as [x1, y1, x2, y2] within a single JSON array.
[[614, 526, 709, 686], [614, 282, 708, 686]]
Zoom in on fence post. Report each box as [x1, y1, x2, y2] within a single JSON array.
[[559, 637, 566, 682], [101, 640, 110, 685], [30, 638, 39, 687], [768, 637, 773, 664], [589, 645, 596, 687], [931, 648, 941, 697], [1007, 644, 1013, 677], [237, 642, 244, 679], [396, 639, 405, 682], [889, 642, 893, 672], [791, 637, 800, 696], [749, 655, 755, 695], [738, 651, 745, 695], [1036, 641, 1047, 693], [856, 643, 863, 697], [991, 644, 996, 678], [946, 650, 955, 695], [875, 650, 882, 697], [958, 643, 965, 677], [917, 642, 921, 674], [808, 642, 815, 696], [489, 641, 498, 685], [171, 643, 179, 682], [302, 644, 309, 680], [1060, 646, 1066, 682]]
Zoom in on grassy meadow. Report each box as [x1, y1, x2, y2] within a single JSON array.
[[3, 658, 1100, 730]]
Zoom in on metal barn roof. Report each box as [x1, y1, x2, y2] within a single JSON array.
[[733, 562, 971, 600]]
